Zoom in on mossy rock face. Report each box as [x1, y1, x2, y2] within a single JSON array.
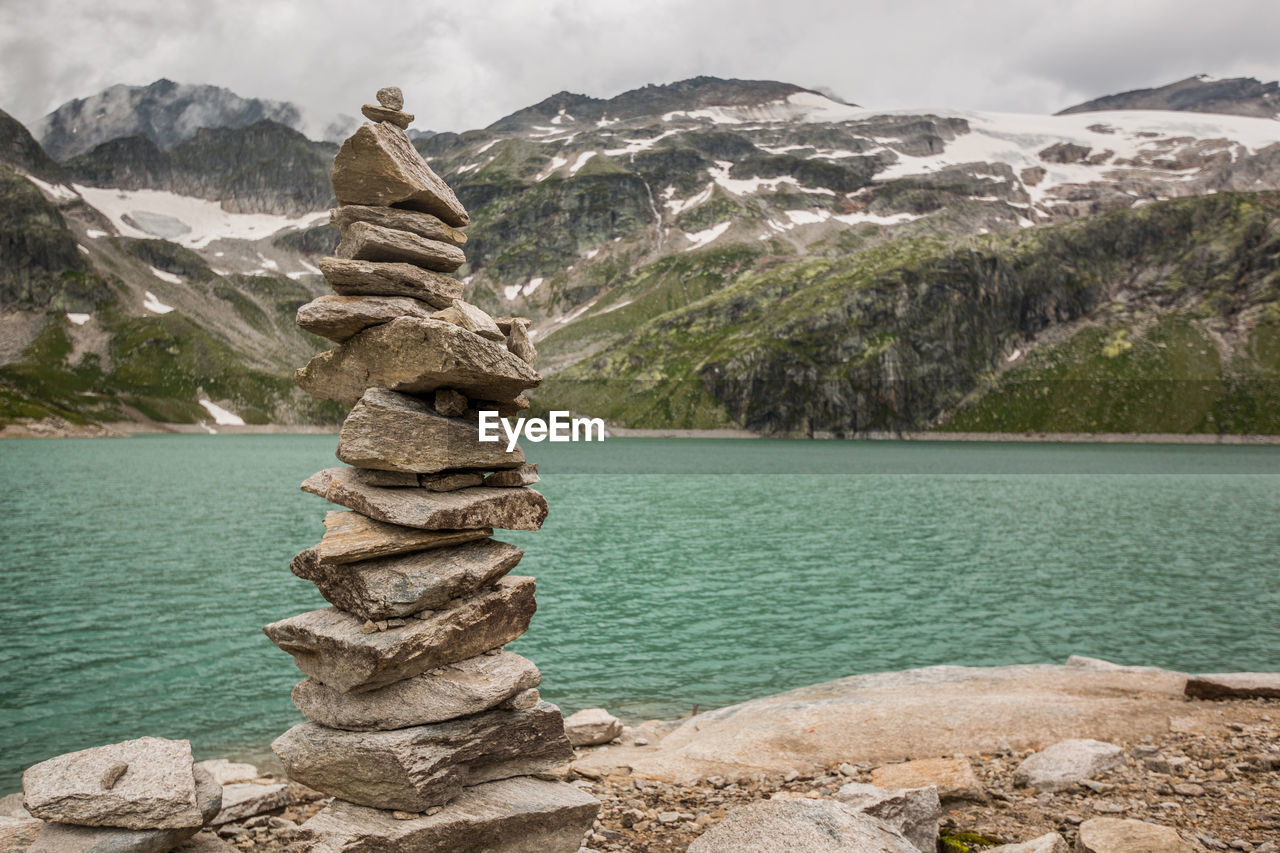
[[539, 191, 1280, 434], [0, 166, 101, 310]]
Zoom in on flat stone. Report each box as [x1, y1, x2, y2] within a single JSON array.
[[485, 464, 540, 488], [331, 122, 468, 226], [318, 258, 461, 308], [1185, 672, 1280, 699], [870, 759, 985, 803], [189, 762, 257, 787], [475, 393, 531, 418], [310, 510, 490, 567], [296, 317, 540, 405], [506, 318, 536, 365], [291, 538, 525, 621], [263, 576, 536, 693], [833, 782, 939, 853], [337, 389, 525, 474], [27, 767, 220, 853], [171, 834, 236, 853], [292, 650, 541, 730], [687, 799, 916, 853], [207, 784, 288, 826], [0, 816, 42, 852], [23, 738, 202, 830], [376, 87, 404, 111], [360, 104, 413, 129], [272, 701, 573, 811], [336, 221, 465, 273], [330, 205, 465, 246], [351, 469, 421, 488], [988, 833, 1069, 853], [295, 776, 598, 853], [431, 300, 504, 341], [1076, 818, 1196, 853], [433, 389, 468, 416], [563, 709, 623, 747], [296, 294, 434, 343], [302, 468, 547, 531], [1013, 739, 1124, 792], [419, 472, 485, 491]]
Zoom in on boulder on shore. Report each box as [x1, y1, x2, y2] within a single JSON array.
[[563, 709, 624, 747], [870, 758, 985, 803], [27, 766, 221, 853], [1184, 672, 1280, 699], [988, 833, 1069, 852], [22, 738, 203, 830], [1075, 817, 1196, 852], [833, 782, 939, 853]]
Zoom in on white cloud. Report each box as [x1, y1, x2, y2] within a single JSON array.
[[2, 0, 1279, 134]]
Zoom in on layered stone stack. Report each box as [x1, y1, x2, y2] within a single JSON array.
[[266, 88, 598, 852]]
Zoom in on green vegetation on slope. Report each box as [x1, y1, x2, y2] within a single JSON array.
[[540, 191, 1280, 435]]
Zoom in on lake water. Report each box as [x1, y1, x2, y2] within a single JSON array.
[[1, 435, 1278, 791]]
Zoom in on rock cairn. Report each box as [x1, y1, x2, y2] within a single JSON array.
[[266, 87, 598, 852]]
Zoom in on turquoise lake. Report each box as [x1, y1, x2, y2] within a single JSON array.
[[1, 435, 1279, 790]]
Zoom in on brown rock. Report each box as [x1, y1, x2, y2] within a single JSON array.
[[272, 701, 573, 811], [419, 472, 485, 491], [336, 222, 465, 273], [296, 294, 434, 343], [23, 738, 202, 830], [302, 468, 548, 531], [686, 799, 916, 853], [474, 393, 531, 418], [485, 464, 540, 488], [330, 205, 466, 246], [262, 576, 537, 693], [433, 389, 468, 417], [290, 538, 524, 621], [870, 758, 985, 802], [207, 783, 289, 826], [172, 834, 237, 853], [506, 318, 536, 365], [988, 834, 1069, 853], [0, 816, 42, 852], [1075, 818, 1195, 852], [296, 317, 540, 405], [376, 87, 404, 110], [562, 708, 623, 747], [294, 776, 598, 853], [318, 258, 461, 308], [431, 300, 504, 341], [1185, 672, 1280, 699], [337, 389, 525, 474], [190, 761, 258, 787], [331, 122, 468, 226], [360, 104, 413, 129], [310, 510, 490, 567], [27, 767, 220, 853], [292, 650, 541, 731], [351, 469, 422, 488]]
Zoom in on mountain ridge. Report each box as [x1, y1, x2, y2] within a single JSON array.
[[1058, 74, 1280, 119]]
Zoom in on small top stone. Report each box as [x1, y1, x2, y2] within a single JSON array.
[[377, 87, 404, 110]]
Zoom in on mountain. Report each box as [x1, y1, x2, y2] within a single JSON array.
[[1058, 75, 1280, 119], [35, 79, 356, 160], [3, 74, 1280, 436]]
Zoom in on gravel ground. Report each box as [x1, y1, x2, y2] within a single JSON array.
[[227, 697, 1278, 852]]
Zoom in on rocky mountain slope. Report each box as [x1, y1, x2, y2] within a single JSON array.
[[2, 75, 1278, 435], [1059, 75, 1280, 119]]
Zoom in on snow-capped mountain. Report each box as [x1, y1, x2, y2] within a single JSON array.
[[35, 79, 357, 160], [3, 75, 1280, 435]]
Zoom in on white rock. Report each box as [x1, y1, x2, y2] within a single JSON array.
[[208, 784, 289, 826], [988, 832, 1069, 852], [833, 782, 939, 853], [0, 816, 43, 853], [687, 799, 916, 853], [563, 709, 623, 747], [190, 762, 259, 787], [1013, 739, 1124, 792]]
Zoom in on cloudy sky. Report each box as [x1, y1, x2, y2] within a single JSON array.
[[3, 0, 1279, 133]]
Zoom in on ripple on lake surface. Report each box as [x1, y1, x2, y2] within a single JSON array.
[[1, 435, 1278, 790]]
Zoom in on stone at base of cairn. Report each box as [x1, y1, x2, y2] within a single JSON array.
[[297, 777, 598, 853]]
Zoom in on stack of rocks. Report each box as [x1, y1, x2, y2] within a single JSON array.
[[20, 737, 226, 853], [266, 88, 598, 853]]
